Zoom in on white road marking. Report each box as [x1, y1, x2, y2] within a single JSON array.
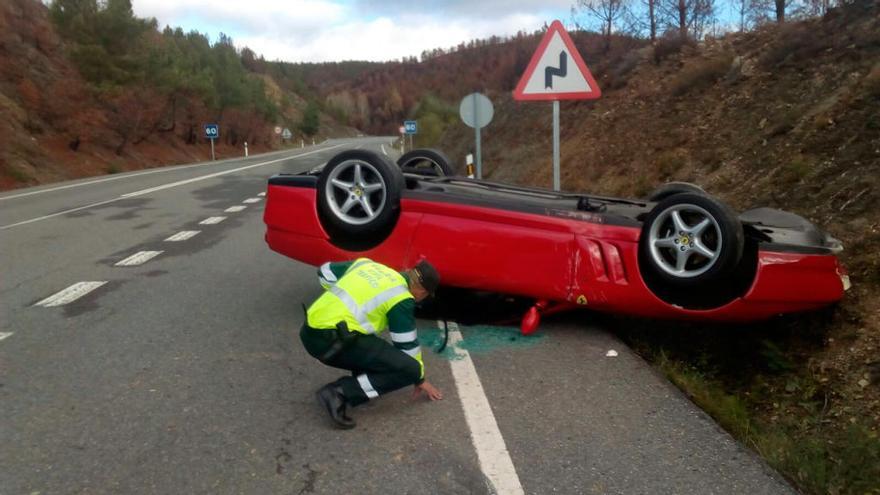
[[381, 145, 387, 155], [0, 148, 311, 202], [242, 197, 262, 204], [165, 230, 200, 242], [115, 251, 163, 266], [0, 332, 14, 341], [258, 192, 266, 197], [224, 205, 247, 212], [120, 145, 340, 199], [34, 281, 107, 307], [199, 216, 226, 225], [441, 321, 524, 495], [0, 164, 209, 201], [0, 145, 342, 231]]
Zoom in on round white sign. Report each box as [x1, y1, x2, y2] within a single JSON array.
[[459, 93, 494, 129]]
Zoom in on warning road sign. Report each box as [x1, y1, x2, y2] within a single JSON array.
[[513, 20, 601, 101]]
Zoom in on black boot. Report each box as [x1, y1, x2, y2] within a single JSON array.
[[316, 384, 356, 429]]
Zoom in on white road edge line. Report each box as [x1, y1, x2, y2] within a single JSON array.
[[115, 251, 163, 266], [225, 205, 247, 212], [242, 197, 262, 204], [165, 230, 200, 242], [381, 144, 387, 155], [120, 145, 340, 199], [441, 320, 524, 495], [0, 145, 341, 231], [0, 148, 306, 202], [34, 281, 108, 307], [199, 216, 226, 225], [0, 332, 14, 341]]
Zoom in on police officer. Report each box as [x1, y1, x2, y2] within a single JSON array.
[[301, 258, 443, 429]]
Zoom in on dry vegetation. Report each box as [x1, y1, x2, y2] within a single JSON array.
[[436, 3, 879, 493]]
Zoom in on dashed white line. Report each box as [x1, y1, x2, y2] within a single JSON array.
[[0, 332, 14, 341], [442, 321, 524, 495], [34, 281, 108, 307], [242, 198, 262, 204], [199, 216, 226, 225], [165, 230, 200, 242], [381, 144, 387, 156], [115, 251, 163, 266], [258, 192, 266, 197], [225, 205, 247, 212]]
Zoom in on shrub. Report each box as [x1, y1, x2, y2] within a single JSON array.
[[669, 55, 734, 96], [863, 65, 880, 99], [653, 36, 694, 64]]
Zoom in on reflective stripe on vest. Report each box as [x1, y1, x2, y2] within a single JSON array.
[[307, 259, 413, 335], [327, 283, 409, 334]]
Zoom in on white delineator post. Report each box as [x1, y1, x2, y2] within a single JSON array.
[[466, 153, 475, 178], [244, 141, 248, 157]]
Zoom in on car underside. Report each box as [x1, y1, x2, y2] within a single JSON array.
[[264, 149, 848, 327]]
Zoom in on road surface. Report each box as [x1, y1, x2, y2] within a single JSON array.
[[0, 138, 794, 494]]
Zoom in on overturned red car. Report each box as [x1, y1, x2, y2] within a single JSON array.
[[264, 148, 848, 327]]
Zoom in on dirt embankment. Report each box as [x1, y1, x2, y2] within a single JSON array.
[[0, 0, 355, 191], [438, 4, 878, 492]]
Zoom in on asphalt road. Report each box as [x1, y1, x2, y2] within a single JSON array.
[[0, 138, 795, 494]]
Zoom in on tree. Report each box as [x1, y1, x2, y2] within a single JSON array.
[[577, 0, 630, 51], [658, 0, 716, 40], [299, 101, 320, 136]]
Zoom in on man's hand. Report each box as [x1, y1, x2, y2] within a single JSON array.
[[412, 380, 443, 401]]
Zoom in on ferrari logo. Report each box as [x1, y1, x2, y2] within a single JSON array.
[[576, 295, 588, 305]]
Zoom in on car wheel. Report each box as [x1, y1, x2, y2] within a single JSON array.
[[647, 182, 706, 202], [317, 150, 403, 249], [639, 193, 743, 289], [397, 148, 454, 177]]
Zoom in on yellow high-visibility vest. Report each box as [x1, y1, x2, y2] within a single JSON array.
[[307, 258, 413, 334]]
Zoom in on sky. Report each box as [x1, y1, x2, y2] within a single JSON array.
[[131, 0, 575, 63]]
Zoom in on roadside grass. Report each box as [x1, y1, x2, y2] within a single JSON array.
[[4, 162, 32, 183], [649, 345, 880, 495]]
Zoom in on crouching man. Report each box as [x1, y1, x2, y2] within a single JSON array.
[[300, 258, 443, 429]]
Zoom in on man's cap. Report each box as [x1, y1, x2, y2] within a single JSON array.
[[413, 259, 440, 295]]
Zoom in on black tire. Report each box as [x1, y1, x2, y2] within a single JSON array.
[[638, 193, 744, 290], [647, 181, 706, 202], [397, 148, 454, 177], [317, 150, 403, 250]]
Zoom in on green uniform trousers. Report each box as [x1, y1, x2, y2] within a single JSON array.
[[300, 324, 421, 406]]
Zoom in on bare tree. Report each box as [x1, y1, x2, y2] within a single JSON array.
[[645, 0, 658, 42], [577, 0, 630, 51], [658, 0, 717, 39]]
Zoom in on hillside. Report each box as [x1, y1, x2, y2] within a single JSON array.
[[432, 3, 879, 493], [0, 0, 355, 190]]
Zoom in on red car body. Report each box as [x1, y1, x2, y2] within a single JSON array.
[[264, 174, 847, 322]]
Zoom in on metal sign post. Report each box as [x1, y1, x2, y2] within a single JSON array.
[[474, 97, 481, 179], [512, 20, 601, 191], [459, 93, 494, 180], [404, 121, 417, 153], [204, 124, 219, 161], [553, 101, 560, 191]]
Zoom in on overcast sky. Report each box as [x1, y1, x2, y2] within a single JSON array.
[[132, 0, 574, 63]]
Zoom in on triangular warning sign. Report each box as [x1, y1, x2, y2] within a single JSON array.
[[513, 20, 601, 101]]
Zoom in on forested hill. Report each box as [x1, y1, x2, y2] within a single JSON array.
[[0, 0, 354, 189], [275, 29, 642, 139]]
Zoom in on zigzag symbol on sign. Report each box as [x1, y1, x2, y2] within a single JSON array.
[[544, 51, 567, 89]]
